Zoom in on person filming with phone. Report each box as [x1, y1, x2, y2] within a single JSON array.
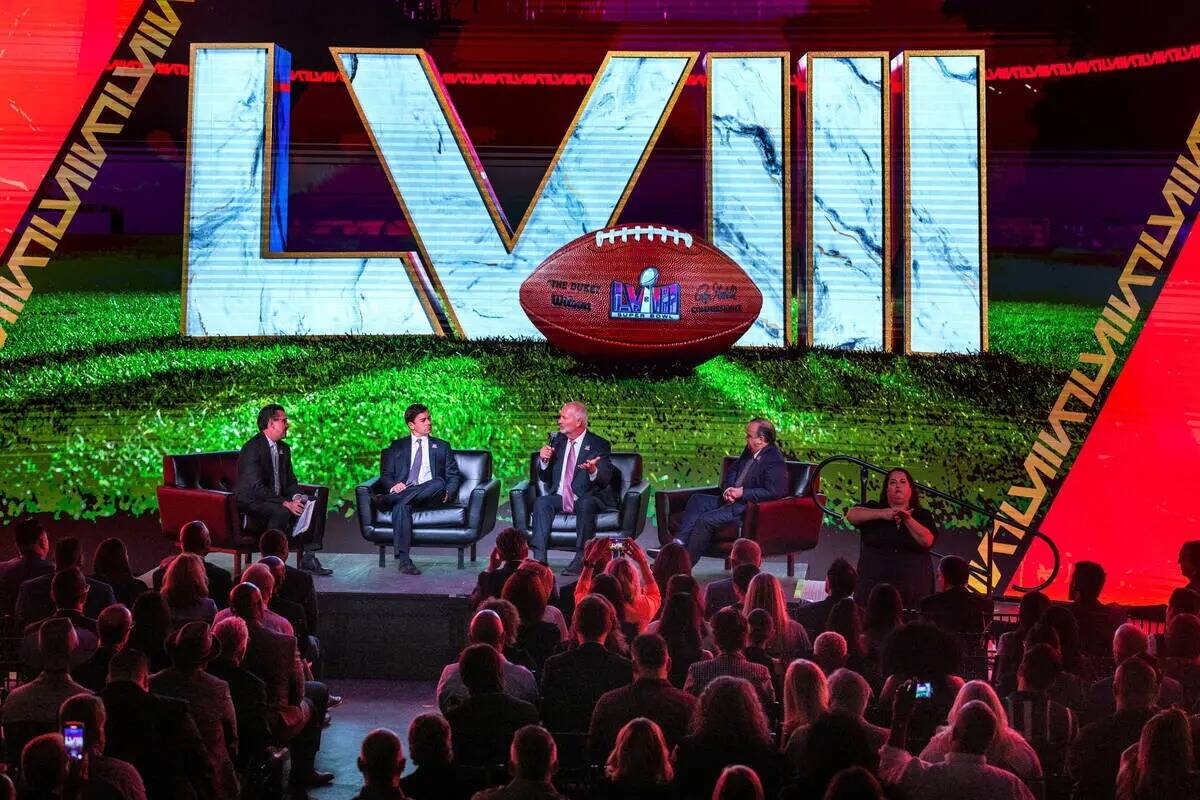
[[530, 401, 617, 575], [573, 537, 661, 631]]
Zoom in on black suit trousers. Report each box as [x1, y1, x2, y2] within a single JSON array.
[[531, 493, 612, 559], [381, 479, 446, 562], [678, 493, 742, 563]]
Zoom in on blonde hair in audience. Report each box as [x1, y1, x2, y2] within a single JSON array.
[[605, 717, 673, 786], [162, 552, 209, 608], [783, 659, 829, 739], [745, 572, 790, 654]]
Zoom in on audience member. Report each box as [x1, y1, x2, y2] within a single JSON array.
[[260, 528, 319, 632], [19, 568, 100, 666], [673, 676, 783, 800], [920, 556, 993, 640], [1149, 587, 1200, 657], [589, 633, 696, 760], [794, 558, 858, 642], [813, 631, 848, 677], [584, 573, 636, 650], [826, 668, 889, 749], [229, 581, 332, 795], [501, 570, 562, 673], [160, 553, 216, 629], [1086, 625, 1183, 725], [730, 563, 761, 613], [876, 623, 964, 752], [1004, 643, 1078, 775], [469, 528, 528, 610], [745, 573, 810, 660], [0, 519, 54, 615], [351, 728, 406, 800], [208, 616, 272, 773], [744, 608, 781, 703], [880, 687, 1035, 800], [15, 537, 116, 628], [782, 659, 829, 742], [261, 554, 323, 675], [479, 598, 537, 672], [90, 537, 148, 608], [1023, 622, 1088, 713], [713, 765, 764, 800], [597, 717, 674, 800], [100, 647, 213, 800], [685, 608, 776, 706], [783, 712, 880, 800], [125, 591, 171, 672], [541, 595, 632, 741], [919, 680, 1042, 787], [1, 618, 91, 772], [994, 590, 1052, 696], [703, 539, 761, 618], [401, 713, 466, 800], [72, 603, 132, 692], [515, 560, 570, 640], [438, 609, 538, 713], [148, 621, 239, 799], [445, 644, 539, 768], [656, 590, 712, 687], [821, 767, 884, 800], [471, 724, 566, 800], [19, 733, 69, 800], [574, 538, 661, 631], [1162, 612, 1200, 711], [219, 561, 294, 636], [1179, 541, 1200, 595], [152, 520, 234, 611], [58, 693, 146, 800], [862, 584, 903, 664], [1114, 707, 1198, 800], [826, 597, 876, 686], [650, 542, 692, 606], [1067, 561, 1128, 663], [1042, 605, 1090, 681], [1068, 656, 1159, 800]]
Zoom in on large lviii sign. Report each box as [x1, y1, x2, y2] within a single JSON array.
[[183, 45, 985, 353]]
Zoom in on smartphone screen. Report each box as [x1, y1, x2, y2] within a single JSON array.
[[915, 682, 933, 700], [63, 722, 85, 760]]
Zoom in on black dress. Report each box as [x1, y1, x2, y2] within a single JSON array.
[[851, 500, 937, 610]]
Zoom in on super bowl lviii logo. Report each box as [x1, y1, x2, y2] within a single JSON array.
[[610, 268, 681, 322]]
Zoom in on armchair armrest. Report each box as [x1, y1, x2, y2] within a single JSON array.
[[743, 495, 824, 558], [510, 480, 535, 533], [652, 485, 720, 545], [619, 480, 651, 540], [467, 478, 501, 534], [354, 477, 383, 533], [156, 485, 239, 541]]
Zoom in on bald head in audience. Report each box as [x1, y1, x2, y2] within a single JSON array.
[[229, 582, 265, 625], [469, 609, 505, 648], [950, 700, 998, 755], [1113, 623, 1148, 664], [97, 604, 133, 650], [240, 563, 275, 604]]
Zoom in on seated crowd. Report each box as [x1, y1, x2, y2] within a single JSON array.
[[2, 518, 1200, 800]]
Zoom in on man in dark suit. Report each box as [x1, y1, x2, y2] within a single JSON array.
[[673, 418, 788, 565], [445, 643, 539, 768], [15, 537, 115, 629], [703, 538, 762, 620], [793, 557, 859, 640], [540, 595, 632, 737], [378, 403, 462, 576], [1066, 560, 1127, 661], [209, 616, 273, 773], [1067, 656, 1158, 800], [588, 633, 696, 760], [100, 647, 214, 800], [260, 529, 318, 633], [236, 404, 331, 576], [231, 581, 333, 795], [531, 401, 617, 575], [152, 521, 235, 609], [0, 519, 54, 617], [919, 555, 994, 636]]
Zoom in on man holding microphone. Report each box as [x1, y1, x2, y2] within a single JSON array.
[[530, 401, 617, 575]]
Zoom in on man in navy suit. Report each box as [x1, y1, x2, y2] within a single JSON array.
[[674, 418, 787, 565], [379, 403, 462, 575], [532, 401, 617, 575]]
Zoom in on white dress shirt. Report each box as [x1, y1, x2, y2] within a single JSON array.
[[879, 746, 1036, 800], [410, 434, 433, 484]]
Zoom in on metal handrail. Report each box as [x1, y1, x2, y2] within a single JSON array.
[[809, 454, 1061, 596]]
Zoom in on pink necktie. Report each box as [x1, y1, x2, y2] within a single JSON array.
[[561, 439, 577, 513]]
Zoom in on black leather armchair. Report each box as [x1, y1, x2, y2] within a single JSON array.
[[355, 450, 501, 568], [509, 452, 650, 551]]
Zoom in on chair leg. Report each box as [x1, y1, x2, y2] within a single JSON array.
[[470, 543, 477, 563], [234, 551, 243, 577], [457, 548, 465, 570], [787, 553, 795, 577], [379, 547, 386, 568]]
